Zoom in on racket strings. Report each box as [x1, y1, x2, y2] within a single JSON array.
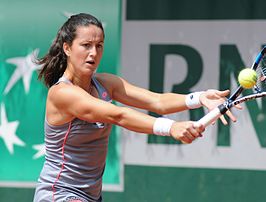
[[255, 56, 266, 92]]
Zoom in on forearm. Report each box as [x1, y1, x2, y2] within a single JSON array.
[[155, 93, 188, 114], [155, 92, 204, 114], [114, 107, 205, 144], [113, 107, 156, 134]]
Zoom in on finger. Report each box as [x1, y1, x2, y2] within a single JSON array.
[[184, 131, 196, 141], [196, 123, 205, 133], [187, 127, 200, 138], [208, 92, 221, 99], [217, 89, 230, 96], [180, 136, 192, 144], [193, 121, 205, 133], [225, 110, 237, 122], [234, 104, 243, 110], [218, 115, 228, 125], [193, 123, 205, 136]]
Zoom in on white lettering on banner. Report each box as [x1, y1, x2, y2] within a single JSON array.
[[121, 21, 266, 170]]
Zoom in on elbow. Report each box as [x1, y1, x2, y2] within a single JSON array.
[[150, 94, 167, 115], [109, 107, 140, 127], [152, 103, 167, 115], [157, 109, 168, 115], [108, 107, 127, 126]]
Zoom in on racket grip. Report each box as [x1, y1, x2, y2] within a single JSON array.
[[194, 104, 227, 127]]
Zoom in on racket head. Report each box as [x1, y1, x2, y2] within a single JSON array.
[[228, 46, 266, 101], [254, 47, 266, 93], [231, 46, 266, 106]]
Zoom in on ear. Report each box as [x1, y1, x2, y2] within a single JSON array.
[[63, 42, 71, 56]]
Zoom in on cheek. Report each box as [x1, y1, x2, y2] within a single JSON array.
[[97, 52, 103, 59], [97, 50, 104, 58], [69, 54, 86, 66], [73, 49, 88, 60]]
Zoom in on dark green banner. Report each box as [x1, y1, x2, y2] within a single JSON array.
[[127, 0, 266, 20]]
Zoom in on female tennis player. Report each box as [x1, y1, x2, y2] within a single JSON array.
[[33, 13, 238, 202]]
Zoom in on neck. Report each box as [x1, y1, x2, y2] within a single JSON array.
[[63, 70, 93, 92]]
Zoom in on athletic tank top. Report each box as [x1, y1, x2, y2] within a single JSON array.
[[37, 75, 112, 201]]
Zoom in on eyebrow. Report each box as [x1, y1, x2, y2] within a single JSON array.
[[81, 39, 104, 43]]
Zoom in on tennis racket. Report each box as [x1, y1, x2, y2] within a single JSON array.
[[196, 46, 266, 127]]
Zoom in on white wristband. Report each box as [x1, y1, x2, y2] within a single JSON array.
[[185, 91, 204, 109], [153, 117, 174, 136]]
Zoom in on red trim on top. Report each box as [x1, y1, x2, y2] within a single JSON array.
[[52, 121, 72, 202]]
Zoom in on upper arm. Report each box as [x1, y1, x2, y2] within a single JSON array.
[[96, 73, 162, 112], [48, 84, 123, 124]]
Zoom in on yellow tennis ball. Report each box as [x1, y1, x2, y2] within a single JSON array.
[[238, 68, 257, 89]]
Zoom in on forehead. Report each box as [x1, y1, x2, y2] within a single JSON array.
[[74, 25, 104, 41]]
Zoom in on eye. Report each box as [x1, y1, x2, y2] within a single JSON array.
[[82, 43, 91, 48], [97, 44, 103, 50]]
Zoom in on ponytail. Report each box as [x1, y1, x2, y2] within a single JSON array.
[[37, 29, 67, 87]]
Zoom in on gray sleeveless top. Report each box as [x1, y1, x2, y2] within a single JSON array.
[[34, 76, 112, 202]]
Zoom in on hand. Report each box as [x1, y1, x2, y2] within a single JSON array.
[[199, 89, 242, 125], [170, 121, 205, 144]]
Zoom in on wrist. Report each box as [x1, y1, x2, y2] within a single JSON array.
[[153, 117, 174, 136], [185, 91, 204, 109]]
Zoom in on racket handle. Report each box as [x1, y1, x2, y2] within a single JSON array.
[[194, 104, 227, 127]]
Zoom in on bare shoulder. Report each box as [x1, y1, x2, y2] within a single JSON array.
[[94, 73, 124, 94], [94, 72, 121, 83], [46, 83, 82, 125], [46, 82, 92, 123], [48, 82, 72, 98], [48, 82, 85, 105]]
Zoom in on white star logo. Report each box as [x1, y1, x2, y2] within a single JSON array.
[[4, 49, 41, 95], [32, 143, 45, 159], [0, 104, 25, 154], [63, 11, 74, 18]]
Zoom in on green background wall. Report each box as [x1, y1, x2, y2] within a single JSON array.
[[0, 0, 122, 200]]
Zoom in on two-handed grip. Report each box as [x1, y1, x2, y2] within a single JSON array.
[[193, 104, 228, 128]]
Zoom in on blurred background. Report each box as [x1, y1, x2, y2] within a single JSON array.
[[1, 0, 266, 201]]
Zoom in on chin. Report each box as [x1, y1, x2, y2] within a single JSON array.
[[83, 67, 98, 75], [83, 63, 94, 69]]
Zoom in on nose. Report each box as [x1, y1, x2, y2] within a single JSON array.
[[89, 46, 97, 57]]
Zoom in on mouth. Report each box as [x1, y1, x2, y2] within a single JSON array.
[[86, 60, 95, 65]]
